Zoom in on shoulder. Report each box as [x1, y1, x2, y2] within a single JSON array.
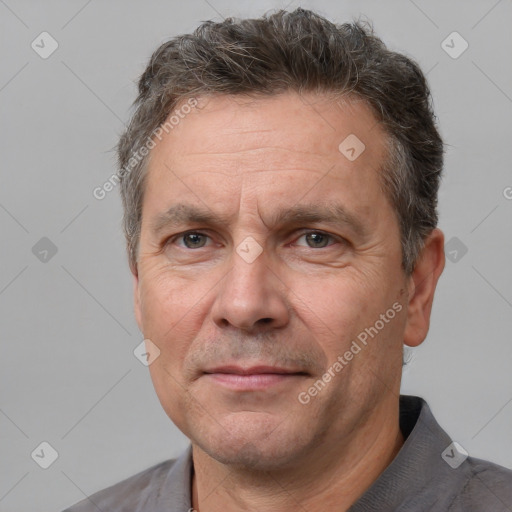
[[448, 456, 512, 511], [62, 458, 177, 512]]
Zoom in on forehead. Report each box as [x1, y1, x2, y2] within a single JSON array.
[[151, 92, 386, 164], [142, 92, 391, 225]]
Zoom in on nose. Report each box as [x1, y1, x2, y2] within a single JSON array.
[[210, 244, 290, 333]]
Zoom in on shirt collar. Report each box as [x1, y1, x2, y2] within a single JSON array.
[[154, 396, 450, 511], [349, 395, 453, 510], [153, 444, 193, 511]]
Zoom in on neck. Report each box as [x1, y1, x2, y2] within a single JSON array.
[[191, 399, 404, 512]]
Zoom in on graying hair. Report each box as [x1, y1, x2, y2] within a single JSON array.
[[118, 8, 443, 275]]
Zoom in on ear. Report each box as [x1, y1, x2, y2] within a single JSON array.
[[403, 228, 445, 347], [132, 264, 143, 334]]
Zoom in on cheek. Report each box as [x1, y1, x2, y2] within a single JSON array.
[[140, 263, 197, 317], [137, 267, 206, 357], [294, 273, 369, 321], [292, 270, 400, 356]]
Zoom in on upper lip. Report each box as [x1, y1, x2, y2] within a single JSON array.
[[204, 365, 305, 375]]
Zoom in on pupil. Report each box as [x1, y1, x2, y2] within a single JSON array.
[[308, 232, 327, 248], [186, 233, 204, 248]]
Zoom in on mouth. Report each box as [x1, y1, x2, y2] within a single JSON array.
[[203, 365, 309, 390]]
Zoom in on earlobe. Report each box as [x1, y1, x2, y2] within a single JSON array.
[[403, 228, 445, 347]]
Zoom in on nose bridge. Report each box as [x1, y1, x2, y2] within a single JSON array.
[[229, 239, 268, 297], [212, 240, 289, 331]]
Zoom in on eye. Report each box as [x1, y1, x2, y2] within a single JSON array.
[[294, 231, 338, 248], [168, 230, 341, 251], [174, 232, 211, 249]]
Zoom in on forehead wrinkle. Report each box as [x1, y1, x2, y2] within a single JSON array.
[[175, 146, 328, 159], [171, 167, 329, 179], [149, 203, 235, 236], [260, 202, 369, 238], [150, 200, 369, 240]]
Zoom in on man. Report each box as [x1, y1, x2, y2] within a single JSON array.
[[65, 8, 512, 512]]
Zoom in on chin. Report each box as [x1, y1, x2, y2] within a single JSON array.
[[201, 439, 300, 471], [191, 410, 312, 471]]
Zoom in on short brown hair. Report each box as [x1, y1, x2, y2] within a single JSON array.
[[118, 8, 443, 275]]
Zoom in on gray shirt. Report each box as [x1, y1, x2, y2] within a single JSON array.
[[63, 395, 512, 511]]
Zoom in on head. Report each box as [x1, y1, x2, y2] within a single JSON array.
[[119, 9, 445, 470]]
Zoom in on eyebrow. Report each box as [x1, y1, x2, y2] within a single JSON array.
[[150, 202, 368, 238]]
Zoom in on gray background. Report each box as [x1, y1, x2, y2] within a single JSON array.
[[0, 0, 511, 510]]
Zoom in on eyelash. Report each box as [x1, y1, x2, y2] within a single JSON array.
[[168, 230, 343, 249]]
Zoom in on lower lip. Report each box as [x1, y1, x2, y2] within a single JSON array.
[[204, 373, 303, 390]]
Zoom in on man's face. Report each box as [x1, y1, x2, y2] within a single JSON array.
[[134, 92, 411, 469]]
